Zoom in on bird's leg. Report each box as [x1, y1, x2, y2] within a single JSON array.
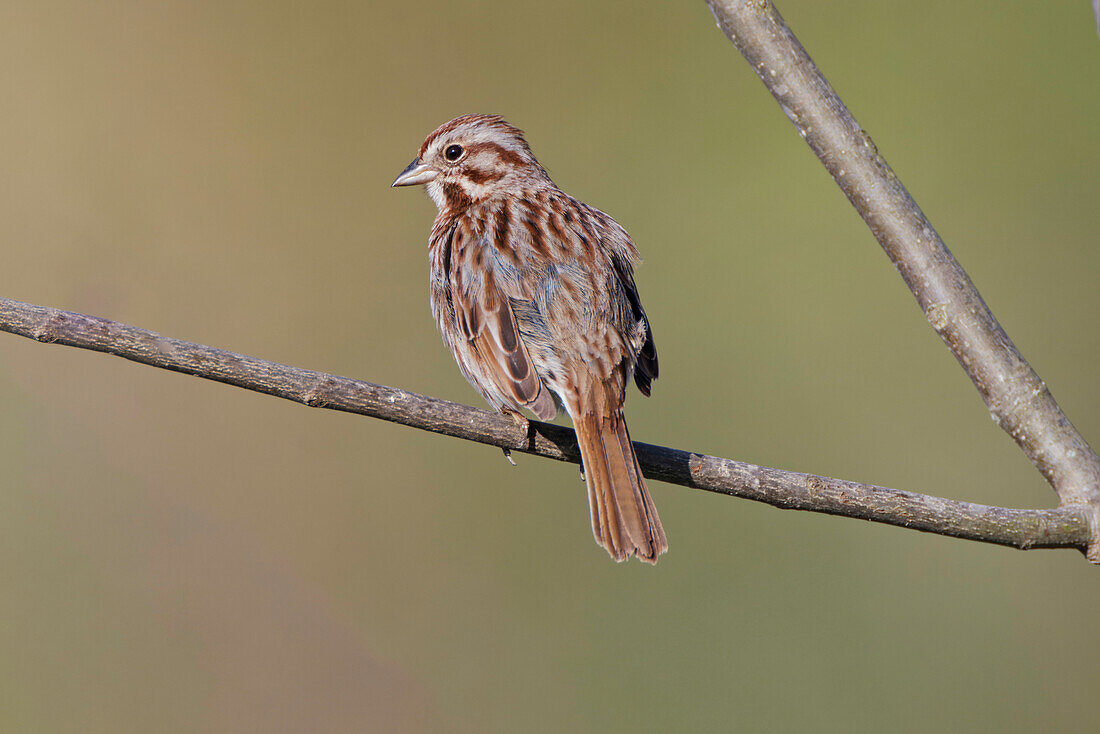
[[499, 407, 527, 467]]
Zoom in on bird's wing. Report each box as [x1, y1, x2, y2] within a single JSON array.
[[448, 219, 557, 421], [580, 203, 659, 396]]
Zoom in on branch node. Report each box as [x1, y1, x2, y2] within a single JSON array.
[[304, 377, 335, 408]]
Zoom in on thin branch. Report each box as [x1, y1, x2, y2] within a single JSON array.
[[0, 296, 1091, 556], [705, 0, 1100, 560]]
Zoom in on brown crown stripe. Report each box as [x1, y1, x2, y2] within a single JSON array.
[[418, 114, 491, 155], [419, 115, 525, 157]]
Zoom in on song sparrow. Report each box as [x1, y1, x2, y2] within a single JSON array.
[[392, 114, 666, 564]]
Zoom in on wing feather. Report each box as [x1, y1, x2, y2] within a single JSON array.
[[451, 221, 558, 421]]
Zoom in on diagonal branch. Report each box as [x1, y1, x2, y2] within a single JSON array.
[[705, 0, 1100, 560], [0, 296, 1092, 556]]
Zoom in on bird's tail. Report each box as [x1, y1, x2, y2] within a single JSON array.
[[574, 409, 667, 564]]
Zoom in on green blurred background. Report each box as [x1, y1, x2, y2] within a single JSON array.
[[1, 1, 1097, 731]]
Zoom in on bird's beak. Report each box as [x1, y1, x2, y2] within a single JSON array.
[[391, 157, 438, 187]]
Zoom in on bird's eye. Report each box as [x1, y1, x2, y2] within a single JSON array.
[[444, 144, 464, 162]]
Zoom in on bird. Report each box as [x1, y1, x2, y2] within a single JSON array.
[[392, 114, 666, 564]]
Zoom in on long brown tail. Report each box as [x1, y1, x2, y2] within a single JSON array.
[[574, 410, 667, 564]]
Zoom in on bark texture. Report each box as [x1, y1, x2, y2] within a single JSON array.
[[1, 296, 1091, 557], [705, 0, 1100, 559]]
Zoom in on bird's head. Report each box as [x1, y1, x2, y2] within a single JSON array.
[[392, 114, 549, 210]]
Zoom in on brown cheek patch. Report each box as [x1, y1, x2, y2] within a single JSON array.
[[463, 166, 503, 185]]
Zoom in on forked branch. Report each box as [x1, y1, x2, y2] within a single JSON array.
[[0, 297, 1091, 556], [704, 0, 1100, 560]]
